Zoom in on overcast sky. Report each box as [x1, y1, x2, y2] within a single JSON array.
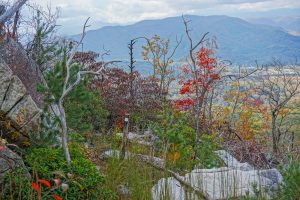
[[29, 0, 300, 35]]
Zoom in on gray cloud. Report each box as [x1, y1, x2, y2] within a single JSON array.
[[218, 0, 272, 4]]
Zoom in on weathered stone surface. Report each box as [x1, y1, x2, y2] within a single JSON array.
[[152, 177, 199, 200], [7, 95, 41, 128], [100, 150, 128, 159], [19, 111, 41, 134], [100, 150, 165, 167], [152, 150, 282, 200], [258, 169, 282, 190], [215, 150, 254, 171], [0, 38, 44, 106], [184, 167, 273, 199], [0, 62, 13, 106], [0, 146, 31, 183], [117, 132, 158, 146], [0, 41, 42, 142], [1, 75, 26, 113]]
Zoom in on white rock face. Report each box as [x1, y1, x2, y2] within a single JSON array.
[[185, 168, 273, 199], [100, 150, 129, 159], [152, 151, 282, 200], [152, 177, 199, 200], [117, 132, 158, 146], [100, 150, 164, 167], [215, 150, 254, 171]]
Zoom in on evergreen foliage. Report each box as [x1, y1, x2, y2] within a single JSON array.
[[37, 46, 108, 135]]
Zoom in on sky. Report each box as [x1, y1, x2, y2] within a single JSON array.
[[28, 0, 300, 35]]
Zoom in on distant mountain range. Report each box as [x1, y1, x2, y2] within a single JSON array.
[[71, 15, 300, 67], [247, 16, 300, 36]]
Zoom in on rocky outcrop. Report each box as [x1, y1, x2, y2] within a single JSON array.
[[117, 131, 158, 146], [0, 59, 41, 144], [0, 35, 45, 146], [0, 145, 31, 182], [152, 150, 282, 200], [152, 177, 199, 200], [100, 150, 165, 168], [0, 38, 44, 106], [1, 75, 27, 113]]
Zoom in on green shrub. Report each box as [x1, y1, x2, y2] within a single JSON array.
[[150, 106, 222, 171], [195, 134, 223, 169], [1, 169, 34, 199], [279, 156, 300, 200], [24, 144, 115, 199], [37, 52, 109, 135]]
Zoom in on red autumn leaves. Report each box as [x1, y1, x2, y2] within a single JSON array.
[[31, 179, 63, 200], [175, 47, 220, 111]]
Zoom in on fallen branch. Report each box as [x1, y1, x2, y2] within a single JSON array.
[[100, 149, 209, 199]]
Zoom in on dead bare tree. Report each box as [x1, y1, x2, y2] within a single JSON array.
[[0, 0, 27, 24], [255, 61, 300, 154], [0, 0, 27, 37], [24, 4, 60, 72], [51, 18, 120, 165]]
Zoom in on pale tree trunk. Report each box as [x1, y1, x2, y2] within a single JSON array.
[[58, 101, 71, 165]]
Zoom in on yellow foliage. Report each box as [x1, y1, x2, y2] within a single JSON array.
[[168, 143, 181, 161], [278, 108, 289, 116], [168, 152, 180, 161]]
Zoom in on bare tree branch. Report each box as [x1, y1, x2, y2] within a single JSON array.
[[0, 0, 27, 23]]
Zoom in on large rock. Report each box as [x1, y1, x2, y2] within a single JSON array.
[[7, 95, 41, 128], [215, 150, 254, 171], [152, 150, 282, 200], [152, 177, 199, 200], [0, 62, 13, 107], [100, 150, 165, 168], [184, 167, 274, 199], [117, 132, 158, 146], [19, 111, 41, 134], [0, 58, 41, 142], [0, 145, 31, 182], [1, 75, 26, 113], [0, 38, 44, 106], [100, 149, 130, 160]]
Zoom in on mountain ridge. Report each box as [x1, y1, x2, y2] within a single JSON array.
[[71, 15, 300, 66]]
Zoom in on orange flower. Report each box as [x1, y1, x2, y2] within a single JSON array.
[[38, 179, 51, 189], [31, 183, 40, 193], [49, 194, 63, 200]]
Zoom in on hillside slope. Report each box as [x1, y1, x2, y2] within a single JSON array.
[[72, 15, 300, 65]]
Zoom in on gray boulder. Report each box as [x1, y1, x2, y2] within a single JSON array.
[[152, 150, 282, 200], [0, 145, 31, 183], [152, 177, 199, 200]]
